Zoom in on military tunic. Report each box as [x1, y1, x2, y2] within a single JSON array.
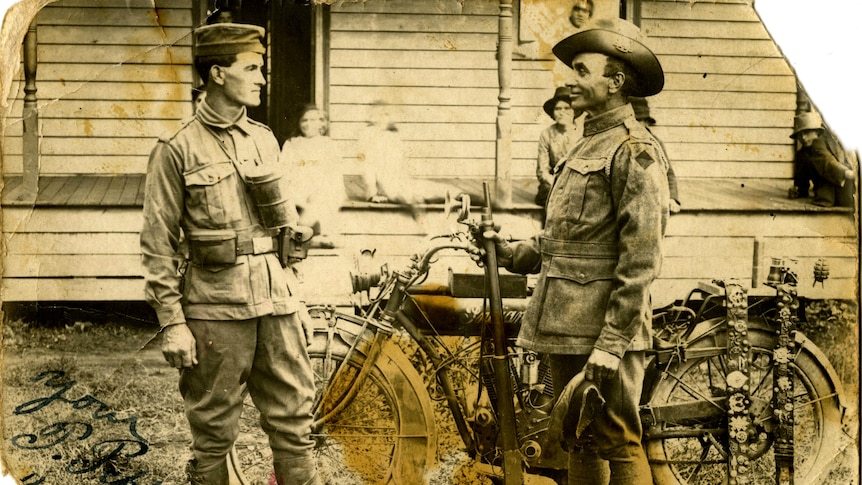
[[507, 103, 669, 472], [141, 101, 303, 327], [510, 103, 669, 357], [140, 100, 316, 475]]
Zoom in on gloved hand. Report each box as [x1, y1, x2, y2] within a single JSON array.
[[162, 323, 198, 369], [468, 230, 514, 269]]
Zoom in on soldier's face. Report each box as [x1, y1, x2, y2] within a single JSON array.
[[219, 52, 266, 108], [566, 53, 612, 115]]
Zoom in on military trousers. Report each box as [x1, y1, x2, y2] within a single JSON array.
[[550, 351, 650, 484], [179, 314, 316, 473]]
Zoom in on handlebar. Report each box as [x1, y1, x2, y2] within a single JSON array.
[[351, 237, 477, 295], [352, 188, 492, 295], [410, 239, 477, 276]]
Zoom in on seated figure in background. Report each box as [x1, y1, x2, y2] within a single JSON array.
[[788, 111, 855, 207], [280, 104, 345, 242], [355, 100, 452, 206]]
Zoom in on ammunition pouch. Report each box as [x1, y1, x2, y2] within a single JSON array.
[[188, 230, 237, 265], [278, 225, 314, 267], [188, 230, 278, 266]]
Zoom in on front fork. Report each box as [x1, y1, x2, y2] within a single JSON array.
[[771, 283, 799, 485], [395, 182, 526, 484], [723, 279, 798, 485]]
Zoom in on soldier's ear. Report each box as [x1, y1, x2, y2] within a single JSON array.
[[210, 65, 226, 86], [607, 71, 625, 95]]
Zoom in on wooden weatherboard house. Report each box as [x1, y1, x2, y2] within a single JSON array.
[[1, 0, 857, 308]]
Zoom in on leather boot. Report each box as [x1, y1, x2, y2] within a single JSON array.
[[272, 457, 321, 485], [568, 450, 609, 485], [608, 457, 652, 485], [186, 458, 229, 485]]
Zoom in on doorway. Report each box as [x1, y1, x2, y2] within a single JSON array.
[[194, 0, 328, 144], [269, 1, 329, 145]]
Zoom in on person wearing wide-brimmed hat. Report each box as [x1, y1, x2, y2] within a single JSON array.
[[480, 17, 670, 485], [141, 23, 320, 485], [535, 86, 580, 207], [788, 111, 855, 207]]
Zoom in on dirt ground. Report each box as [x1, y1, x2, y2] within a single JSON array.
[[1, 306, 187, 485], [1, 303, 858, 485], [0, 304, 501, 485]]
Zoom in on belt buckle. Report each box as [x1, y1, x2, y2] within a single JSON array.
[[252, 236, 273, 254]]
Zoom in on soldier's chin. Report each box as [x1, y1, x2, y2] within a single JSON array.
[[244, 91, 262, 106]]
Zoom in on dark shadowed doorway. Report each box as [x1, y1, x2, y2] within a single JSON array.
[[196, 0, 328, 144]]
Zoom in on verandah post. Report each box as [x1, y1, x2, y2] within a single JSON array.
[[20, 18, 39, 202], [495, 0, 513, 207]]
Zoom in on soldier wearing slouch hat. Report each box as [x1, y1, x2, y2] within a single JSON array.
[[492, 18, 670, 484]]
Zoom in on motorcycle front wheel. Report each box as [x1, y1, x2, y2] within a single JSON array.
[[229, 313, 438, 484]]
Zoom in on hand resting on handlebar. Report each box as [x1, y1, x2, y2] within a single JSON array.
[[468, 230, 515, 269]]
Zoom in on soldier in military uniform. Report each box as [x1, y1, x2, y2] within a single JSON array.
[[484, 18, 669, 485], [140, 23, 320, 485]]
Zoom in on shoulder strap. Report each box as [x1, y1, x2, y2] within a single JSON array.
[[158, 116, 196, 144]]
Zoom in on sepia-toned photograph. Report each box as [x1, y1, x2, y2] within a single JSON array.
[[1, 0, 858, 484]]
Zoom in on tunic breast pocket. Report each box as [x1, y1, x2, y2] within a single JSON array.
[[547, 158, 612, 226], [184, 162, 243, 226]]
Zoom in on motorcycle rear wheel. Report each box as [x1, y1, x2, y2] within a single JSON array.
[[646, 323, 848, 485]]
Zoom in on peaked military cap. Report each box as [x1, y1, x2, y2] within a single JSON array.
[[553, 18, 664, 97], [194, 23, 266, 58]]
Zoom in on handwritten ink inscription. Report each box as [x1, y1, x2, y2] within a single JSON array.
[[11, 370, 157, 484]]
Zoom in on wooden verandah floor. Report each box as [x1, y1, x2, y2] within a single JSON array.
[[1, 174, 854, 213]]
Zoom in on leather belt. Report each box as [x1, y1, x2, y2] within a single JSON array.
[[540, 236, 619, 258], [236, 236, 279, 256]]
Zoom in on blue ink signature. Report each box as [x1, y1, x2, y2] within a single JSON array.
[[11, 370, 158, 484]]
